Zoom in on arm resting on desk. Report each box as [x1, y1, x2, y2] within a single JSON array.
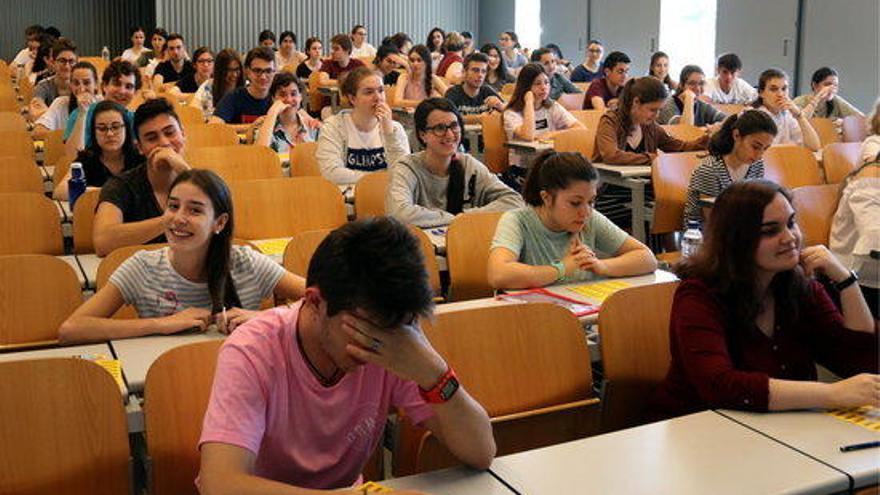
[[58, 283, 212, 343]]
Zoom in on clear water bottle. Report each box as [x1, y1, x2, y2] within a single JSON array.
[[681, 220, 703, 259], [101, 46, 111, 61], [68, 162, 87, 210]]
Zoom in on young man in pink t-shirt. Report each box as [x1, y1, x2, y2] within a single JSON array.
[[198, 217, 495, 494]]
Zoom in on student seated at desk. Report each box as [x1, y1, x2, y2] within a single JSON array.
[[197, 217, 495, 493], [658, 65, 727, 127], [751, 68, 821, 152], [29, 38, 77, 119], [393, 44, 448, 109], [93, 98, 191, 256], [487, 151, 656, 289], [684, 109, 777, 225], [54, 101, 143, 201], [831, 161, 880, 320], [653, 180, 878, 418], [436, 31, 465, 84], [386, 98, 523, 228], [593, 76, 708, 166], [33, 61, 97, 135], [295, 37, 323, 81], [317, 33, 365, 88], [503, 63, 583, 183], [583, 51, 630, 111], [530, 47, 581, 102], [315, 67, 410, 185], [570, 39, 604, 84], [480, 43, 515, 94], [705, 53, 758, 105], [443, 52, 506, 124], [60, 169, 305, 344], [212, 47, 274, 125], [254, 72, 320, 154], [793, 67, 864, 120], [152, 33, 195, 92]]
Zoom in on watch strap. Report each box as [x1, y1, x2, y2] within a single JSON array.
[[834, 271, 858, 292], [419, 367, 459, 404], [551, 261, 565, 281]]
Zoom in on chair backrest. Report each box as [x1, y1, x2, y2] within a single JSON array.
[[841, 115, 868, 143], [809, 117, 840, 147], [41, 129, 68, 167], [53, 154, 75, 185], [598, 281, 679, 432], [0, 95, 22, 113], [660, 124, 705, 142], [0, 255, 82, 349], [73, 189, 101, 254], [0, 359, 131, 494], [557, 92, 586, 111], [0, 111, 28, 132], [762, 145, 823, 189], [446, 210, 503, 301], [0, 130, 35, 159], [553, 127, 595, 160], [185, 145, 283, 182], [282, 226, 442, 297], [353, 170, 389, 219], [791, 184, 839, 247], [79, 57, 110, 78], [500, 83, 515, 97], [823, 142, 862, 184], [0, 162, 43, 193], [231, 177, 347, 239], [570, 109, 604, 131], [144, 340, 224, 495], [97, 244, 169, 289], [183, 123, 239, 148], [651, 152, 703, 234], [0, 193, 63, 255], [481, 111, 508, 174], [289, 141, 321, 177], [282, 229, 331, 277], [425, 303, 593, 416], [307, 71, 324, 113], [176, 105, 205, 128]]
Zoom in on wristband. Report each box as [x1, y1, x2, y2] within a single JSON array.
[[834, 271, 859, 292], [551, 261, 566, 281], [419, 367, 460, 404]]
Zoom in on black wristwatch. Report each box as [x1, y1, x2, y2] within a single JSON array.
[[834, 271, 859, 292]]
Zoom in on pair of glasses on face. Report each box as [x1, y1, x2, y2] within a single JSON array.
[[96, 123, 125, 134], [425, 122, 461, 136], [56, 57, 77, 65], [250, 67, 275, 76], [588, 48, 602, 54], [196, 58, 214, 65]]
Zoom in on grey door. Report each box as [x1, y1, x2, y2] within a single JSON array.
[[589, 0, 662, 77], [541, 0, 590, 67]]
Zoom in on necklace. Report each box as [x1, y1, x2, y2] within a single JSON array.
[[295, 317, 342, 386]]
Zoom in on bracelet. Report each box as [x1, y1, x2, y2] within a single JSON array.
[[551, 261, 566, 281], [833, 271, 859, 292]]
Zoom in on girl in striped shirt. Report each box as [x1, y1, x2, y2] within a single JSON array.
[[59, 169, 305, 343]]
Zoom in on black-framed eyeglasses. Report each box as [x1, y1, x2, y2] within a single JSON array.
[[95, 123, 126, 134], [249, 67, 275, 76], [196, 58, 215, 64], [424, 122, 461, 136]]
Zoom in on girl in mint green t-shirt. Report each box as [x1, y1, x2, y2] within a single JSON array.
[[488, 151, 657, 288]]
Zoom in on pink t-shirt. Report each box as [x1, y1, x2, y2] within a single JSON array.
[[198, 301, 434, 489]]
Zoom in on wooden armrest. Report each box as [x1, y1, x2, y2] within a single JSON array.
[[490, 398, 599, 423]]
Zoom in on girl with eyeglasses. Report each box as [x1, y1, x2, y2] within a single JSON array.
[[571, 40, 604, 83], [53, 100, 142, 200], [387, 98, 523, 227], [657, 65, 727, 127]]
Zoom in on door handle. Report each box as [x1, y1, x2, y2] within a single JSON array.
[[783, 38, 790, 57]]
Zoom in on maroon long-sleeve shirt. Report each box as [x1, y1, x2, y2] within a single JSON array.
[[652, 278, 879, 418]]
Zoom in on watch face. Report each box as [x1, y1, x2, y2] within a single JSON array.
[[440, 376, 460, 400]]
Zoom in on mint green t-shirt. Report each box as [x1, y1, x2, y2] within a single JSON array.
[[491, 207, 629, 283]]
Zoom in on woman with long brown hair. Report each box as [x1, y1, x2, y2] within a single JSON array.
[[654, 179, 878, 418]]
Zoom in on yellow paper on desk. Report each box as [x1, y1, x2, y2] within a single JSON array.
[[251, 238, 291, 256], [827, 406, 880, 432], [566, 280, 632, 303], [356, 481, 394, 492], [78, 354, 126, 394]]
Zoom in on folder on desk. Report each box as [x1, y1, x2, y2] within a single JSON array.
[[78, 353, 126, 395], [498, 288, 599, 317]]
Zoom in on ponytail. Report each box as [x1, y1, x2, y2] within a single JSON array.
[[708, 109, 778, 158], [522, 150, 598, 206], [617, 77, 666, 132]]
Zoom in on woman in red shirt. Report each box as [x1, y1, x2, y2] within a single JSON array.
[[653, 179, 878, 418]]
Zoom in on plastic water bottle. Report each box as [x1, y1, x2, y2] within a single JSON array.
[[101, 46, 111, 61], [68, 162, 87, 210], [681, 220, 703, 259]]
